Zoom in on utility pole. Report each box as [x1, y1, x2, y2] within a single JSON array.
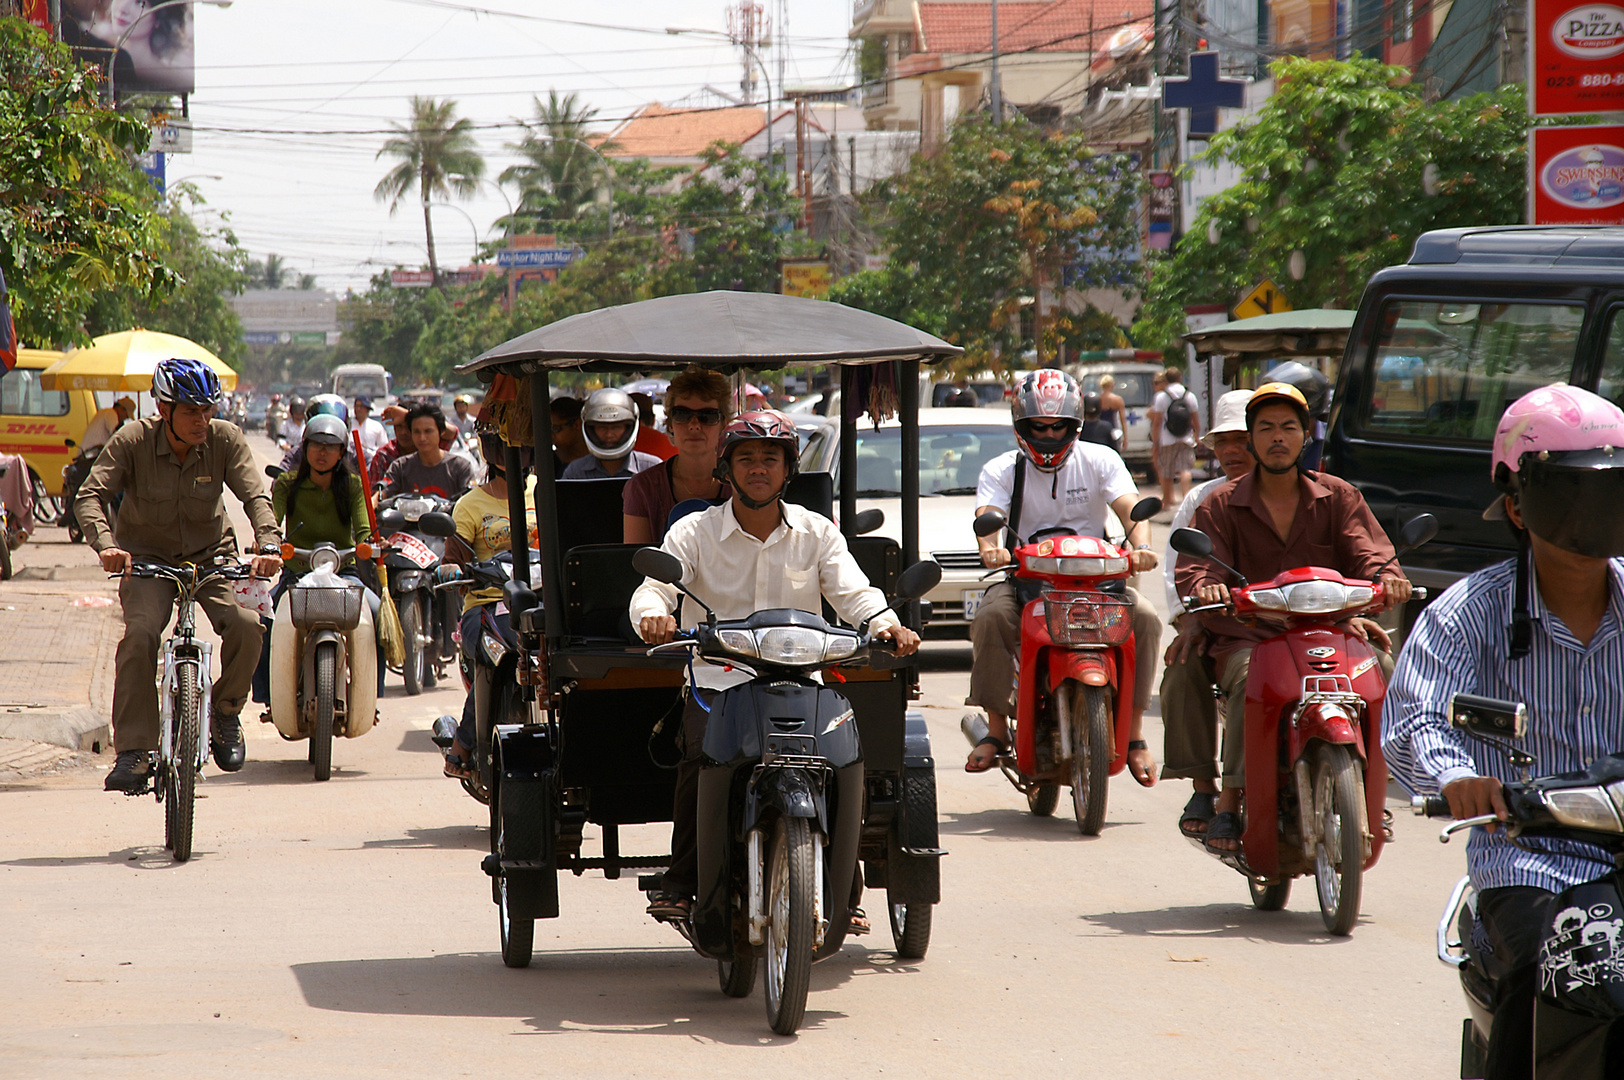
[[990, 0, 1002, 121]]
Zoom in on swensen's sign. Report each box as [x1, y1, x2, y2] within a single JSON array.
[[1532, 0, 1624, 114], [1530, 126, 1624, 224]]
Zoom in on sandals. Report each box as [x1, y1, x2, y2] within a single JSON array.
[[646, 891, 692, 920], [848, 907, 871, 936], [442, 752, 476, 781], [1179, 792, 1217, 838], [965, 734, 1009, 773], [1204, 810, 1243, 854]]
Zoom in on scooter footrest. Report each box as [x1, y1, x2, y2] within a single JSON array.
[[638, 873, 665, 892], [570, 855, 669, 871]]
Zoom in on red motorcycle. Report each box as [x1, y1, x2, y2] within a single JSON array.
[[967, 498, 1159, 834], [1169, 514, 1435, 935]]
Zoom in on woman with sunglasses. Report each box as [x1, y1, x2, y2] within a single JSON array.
[[622, 366, 734, 545]]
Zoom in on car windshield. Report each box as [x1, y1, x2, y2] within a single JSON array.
[[847, 425, 1018, 496], [1077, 372, 1154, 408]]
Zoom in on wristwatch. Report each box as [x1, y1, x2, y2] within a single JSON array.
[[255, 542, 282, 556]]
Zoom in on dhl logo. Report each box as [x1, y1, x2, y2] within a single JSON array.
[[3, 422, 63, 435]]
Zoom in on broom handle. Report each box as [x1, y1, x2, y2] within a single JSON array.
[[353, 429, 383, 561]]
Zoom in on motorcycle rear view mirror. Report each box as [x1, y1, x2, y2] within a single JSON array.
[[850, 508, 885, 535], [973, 509, 1007, 539], [264, 464, 283, 480], [632, 546, 716, 622], [1449, 693, 1527, 740], [1129, 496, 1162, 522], [1399, 513, 1440, 551], [1168, 527, 1249, 586], [895, 560, 943, 601], [417, 512, 458, 538], [377, 508, 406, 534]]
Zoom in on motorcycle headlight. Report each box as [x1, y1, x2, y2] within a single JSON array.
[[755, 627, 828, 665], [309, 548, 341, 575], [1248, 587, 1288, 611], [1548, 787, 1623, 832], [1056, 556, 1129, 576], [1282, 581, 1374, 615], [400, 497, 433, 522], [1023, 556, 1058, 574], [822, 633, 860, 662]]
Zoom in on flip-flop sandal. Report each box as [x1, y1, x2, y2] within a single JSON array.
[[442, 752, 476, 781], [1204, 810, 1244, 854], [1179, 792, 1217, 837], [848, 908, 871, 935], [646, 892, 692, 919], [965, 735, 1009, 773]]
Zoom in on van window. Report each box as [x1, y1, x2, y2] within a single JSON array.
[[1601, 308, 1624, 411], [1363, 300, 1584, 441], [0, 368, 70, 417], [1076, 372, 1154, 407]]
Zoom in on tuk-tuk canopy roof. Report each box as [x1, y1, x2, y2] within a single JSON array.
[[1183, 309, 1356, 359], [458, 290, 962, 376]]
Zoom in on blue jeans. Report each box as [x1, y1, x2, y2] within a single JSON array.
[[251, 569, 382, 705]]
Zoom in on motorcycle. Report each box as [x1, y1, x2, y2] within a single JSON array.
[[266, 399, 288, 441], [1418, 693, 1624, 1079], [630, 546, 941, 1035], [266, 541, 380, 780], [1168, 512, 1437, 934], [962, 497, 1161, 834], [377, 494, 460, 695], [430, 548, 542, 805]]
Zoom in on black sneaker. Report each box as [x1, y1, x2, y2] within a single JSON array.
[[212, 713, 246, 772], [105, 750, 152, 793]]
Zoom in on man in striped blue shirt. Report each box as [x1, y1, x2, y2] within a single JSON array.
[[1383, 384, 1624, 1080]]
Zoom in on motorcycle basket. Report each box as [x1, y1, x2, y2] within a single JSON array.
[[1042, 589, 1132, 646], [290, 582, 364, 631]]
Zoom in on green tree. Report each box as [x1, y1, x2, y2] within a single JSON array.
[[1143, 59, 1527, 324], [86, 188, 251, 364], [666, 143, 798, 293], [0, 19, 171, 348], [375, 97, 486, 287], [247, 252, 289, 289], [501, 91, 617, 236], [849, 119, 1144, 369]]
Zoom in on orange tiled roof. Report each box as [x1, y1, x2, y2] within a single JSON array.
[[599, 103, 768, 160], [917, 0, 1152, 54]]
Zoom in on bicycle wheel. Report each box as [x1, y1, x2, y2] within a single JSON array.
[[401, 592, 426, 696], [763, 816, 817, 1035], [312, 641, 336, 781], [169, 663, 201, 862]]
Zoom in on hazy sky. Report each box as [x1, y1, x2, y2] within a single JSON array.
[[173, 0, 855, 291]]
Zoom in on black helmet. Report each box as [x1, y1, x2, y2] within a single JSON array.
[[1263, 361, 1330, 420], [1082, 391, 1102, 418]]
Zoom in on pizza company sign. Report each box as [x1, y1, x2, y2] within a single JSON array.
[[1533, 0, 1624, 114], [1530, 126, 1624, 224]]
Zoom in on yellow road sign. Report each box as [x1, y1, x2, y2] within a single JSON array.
[[1233, 279, 1292, 320]]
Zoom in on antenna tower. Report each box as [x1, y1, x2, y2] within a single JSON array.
[[726, 0, 770, 103]]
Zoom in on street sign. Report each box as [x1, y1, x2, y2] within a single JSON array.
[[1146, 171, 1176, 250], [1233, 279, 1291, 320], [1529, 125, 1624, 224], [1530, 0, 1624, 115], [137, 152, 165, 196], [390, 270, 434, 288], [1162, 52, 1247, 139], [150, 117, 193, 154], [495, 247, 581, 269]]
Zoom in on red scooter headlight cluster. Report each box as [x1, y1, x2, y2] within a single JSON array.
[[1042, 590, 1132, 646]]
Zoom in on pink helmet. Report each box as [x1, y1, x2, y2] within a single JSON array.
[[1487, 384, 1624, 558]]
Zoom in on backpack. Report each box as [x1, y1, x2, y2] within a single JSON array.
[[1163, 385, 1194, 438]]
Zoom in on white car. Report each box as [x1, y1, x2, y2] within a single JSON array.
[[798, 408, 1020, 635]]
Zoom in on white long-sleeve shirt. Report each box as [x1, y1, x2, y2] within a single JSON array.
[[1163, 475, 1228, 618], [629, 499, 900, 691]]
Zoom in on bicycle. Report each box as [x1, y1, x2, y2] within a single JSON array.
[[119, 559, 255, 862]]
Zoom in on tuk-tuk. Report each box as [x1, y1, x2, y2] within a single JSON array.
[[455, 291, 960, 1029]]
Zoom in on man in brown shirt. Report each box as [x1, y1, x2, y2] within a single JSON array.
[[1173, 383, 1411, 851], [78, 359, 282, 792]]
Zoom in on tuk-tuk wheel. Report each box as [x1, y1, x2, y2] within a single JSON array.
[[887, 897, 932, 959]]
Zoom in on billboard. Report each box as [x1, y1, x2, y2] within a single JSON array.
[[781, 262, 831, 299], [63, 0, 197, 96], [1529, 125, 1624, 225], [1530, 0, 1624, 115]]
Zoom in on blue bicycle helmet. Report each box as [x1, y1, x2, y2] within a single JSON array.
[[152, 357, 221, 406]]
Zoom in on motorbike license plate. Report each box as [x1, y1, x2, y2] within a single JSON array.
[[962, 589, 986, 620], [388, 532, 438, 569]]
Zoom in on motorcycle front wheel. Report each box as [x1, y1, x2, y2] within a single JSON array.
[[763, 816, 817, 1035], [1066, 682, 1112, 836], [1313, 743, 1365, 935], [401, 592, 427, 696], [311, 641, 337, 781]]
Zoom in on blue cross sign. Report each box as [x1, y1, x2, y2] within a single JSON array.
[[1161, 51, 1246, 139]]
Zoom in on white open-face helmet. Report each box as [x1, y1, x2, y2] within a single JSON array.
[[581, 387, 639, 460]]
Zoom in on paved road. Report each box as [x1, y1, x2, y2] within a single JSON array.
[[0, 456, 1473, 1078]]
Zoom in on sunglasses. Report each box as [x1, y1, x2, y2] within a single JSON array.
[[1025, 420, 1072, 435], [669, 406, 724, 426]]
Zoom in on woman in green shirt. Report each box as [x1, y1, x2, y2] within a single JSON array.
[[252, 415, 380, 709]]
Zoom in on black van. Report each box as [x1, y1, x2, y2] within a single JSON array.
[[1323, 226, 1624, 596]]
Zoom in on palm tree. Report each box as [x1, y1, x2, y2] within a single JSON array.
[[248, 253, 288, 288], [501, 91, 614, 232], [375, 97, 485, 285]]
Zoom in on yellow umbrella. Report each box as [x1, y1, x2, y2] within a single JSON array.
[[39, 329, 238, 393]]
